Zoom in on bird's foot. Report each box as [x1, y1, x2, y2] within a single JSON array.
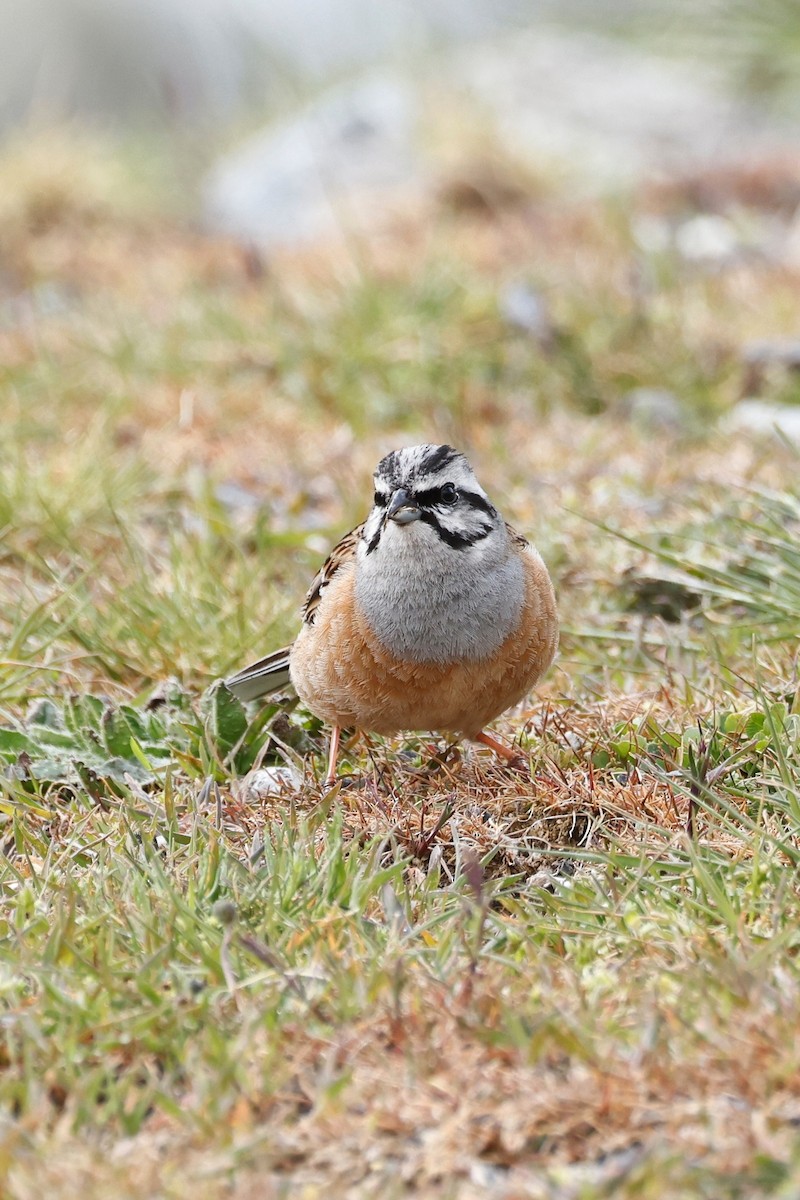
[[472, 730, 528, 774]]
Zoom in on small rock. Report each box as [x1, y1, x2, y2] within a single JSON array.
[[214, 481, 262, 515], [742, 339, 800, 369], [621, 387, 683, 430], [499, 281, 555, 348], [468, 1162, 508, 1188], [243, 766, 302, 799], [674, 214, 739, 264], [725, 399, 800, 444], [741, 339, 800, 396]]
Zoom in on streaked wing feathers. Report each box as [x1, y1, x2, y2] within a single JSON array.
[[505, 521, 530, 551], [226, 524, 362, 703], [301, 523, 363, 625]]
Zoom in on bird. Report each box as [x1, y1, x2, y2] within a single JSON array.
[[226, 444, 558, 785]]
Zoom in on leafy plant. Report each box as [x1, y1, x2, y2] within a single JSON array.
[[0, 683, 303, 795]]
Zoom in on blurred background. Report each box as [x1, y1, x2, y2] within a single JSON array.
[[2, 0, 800, 246]]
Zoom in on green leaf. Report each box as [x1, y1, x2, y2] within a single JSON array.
[[722, 712, 743, 735], [117, 704, 152, 740], [26, 699, 63, 729], [98, 756, 153, 785], [0, 729, 35, 758], [102, 707, 141, 758], [25, 754, 83, 784], [32, 727, 82, 750], [744, 712, 766, 738], [62, 694, 105, 741], [200, 680, 248, 758]]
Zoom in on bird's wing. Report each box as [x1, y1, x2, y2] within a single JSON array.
[[226, 523, 363, 703], [504, 520, 531, 550], [301, 523, 363, 626]]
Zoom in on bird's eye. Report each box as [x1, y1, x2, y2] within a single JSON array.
[[374, 491, 388, 507], [440, 483, 458, 505]]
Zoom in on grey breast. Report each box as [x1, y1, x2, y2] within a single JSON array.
[[354, 525, 525, 664]]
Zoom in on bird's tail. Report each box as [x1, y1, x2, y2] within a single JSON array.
[[226, 646, 293, 703]]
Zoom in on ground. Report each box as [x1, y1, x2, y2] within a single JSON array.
[[0, 127, 799, 1198]]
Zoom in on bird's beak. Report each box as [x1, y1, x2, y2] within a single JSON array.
[[386, 487, 421, 524]]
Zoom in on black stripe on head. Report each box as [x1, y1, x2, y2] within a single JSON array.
[[375, 450, 402, 488], [419, 511, 493, 550], [460, 489, 497, 518], [375, 444, 466, 491], [419, 444, 461, 476]]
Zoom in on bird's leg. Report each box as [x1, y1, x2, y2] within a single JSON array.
[[473, 729, 522, 764], [324, 725, 342, 787]]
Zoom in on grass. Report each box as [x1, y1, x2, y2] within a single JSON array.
[[1, 126, 800, 1198]]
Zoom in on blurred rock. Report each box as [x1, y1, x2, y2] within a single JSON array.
[[499, 281, 555, 348], [633, 209, 781, 269], [674, 214, 740, 264], [741, 340, 800, 397], [742, 340, 800, 370], [0, 282, 74, 328], [725, 399, 800, 444], [215, 480, 262, 515], [204, 74, 424, 245], [620, 387, 684, 431], [451, 30, 793, 191]]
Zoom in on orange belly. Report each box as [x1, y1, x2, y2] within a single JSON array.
[[289, 549, 557, 736]]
